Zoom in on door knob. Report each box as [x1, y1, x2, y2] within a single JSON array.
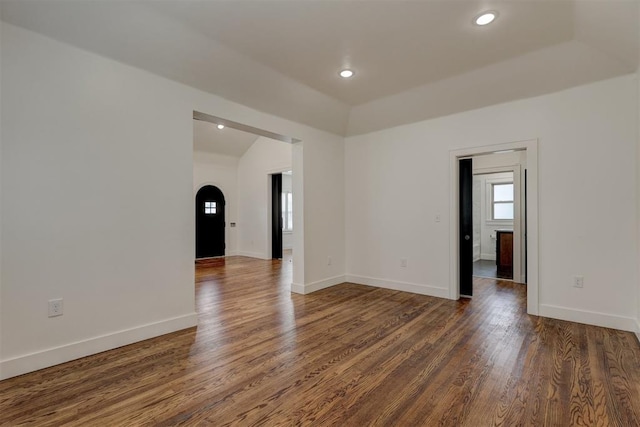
[[464, 235, 470, 240]]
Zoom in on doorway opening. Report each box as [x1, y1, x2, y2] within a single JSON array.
[[450, 140, 539, 315], [472, 169, 519, 281], [192, 110, 302, 288], [195, 185, 226, 259], [271, 170, 293, 260]]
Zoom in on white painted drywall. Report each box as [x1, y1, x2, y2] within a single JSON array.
[[346, 74, 638, 331], [0, 9, 4, 371], [0, 23, 346, 379], [299, 129, 346, 293], [637, 53, 640, 336], [237, 137, 292, 259], [193, 150, 239, 255]]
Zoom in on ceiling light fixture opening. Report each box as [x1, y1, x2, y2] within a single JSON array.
[[339, 69, 354, 78], [217, 124, 225, 130], [475, 11, 497, 26]]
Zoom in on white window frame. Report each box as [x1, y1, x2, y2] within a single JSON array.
[[491, 182, 514, 221], [485, 178, 514, 225]]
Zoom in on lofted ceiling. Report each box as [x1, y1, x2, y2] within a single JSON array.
[[1, 0, 638, 136], [193, 120, 259, 158]]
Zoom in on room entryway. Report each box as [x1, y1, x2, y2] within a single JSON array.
[[195, 185, 226, 258], [472, 170, 516, 281], [450, 139, 539, 315]]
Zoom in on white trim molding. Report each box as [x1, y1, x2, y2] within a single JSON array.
[[539, 304, 638, 333], [291, 275, 345, 294], [236, 251, 269, 260], [345, 275, 450, 299], [0, 313, 198, 380]]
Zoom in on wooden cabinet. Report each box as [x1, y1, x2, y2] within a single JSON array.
[[496, 230, 513, 279]]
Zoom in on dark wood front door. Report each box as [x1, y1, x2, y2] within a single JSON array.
[[459, 158, 473, 297], [196, 185, 225, 258]]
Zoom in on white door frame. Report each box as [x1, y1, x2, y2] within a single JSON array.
[[449, 139, 539, 315]]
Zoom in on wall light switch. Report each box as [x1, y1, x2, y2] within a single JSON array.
[[435, 214, 441, 222], [48, 298, 64, 317]]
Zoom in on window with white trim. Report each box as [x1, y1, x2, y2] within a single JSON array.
[[491, 183, 514, 220], [282, 192, 293, 231]]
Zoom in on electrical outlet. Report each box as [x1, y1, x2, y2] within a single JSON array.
[[401, 259, 408, 268], [573, 276, 584, 288], [48, 298, 64, 317]]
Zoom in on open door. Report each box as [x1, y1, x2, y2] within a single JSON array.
[[195, 185, 225, 258], [459, 158, 473, 297], [271, 173, 283, 259]]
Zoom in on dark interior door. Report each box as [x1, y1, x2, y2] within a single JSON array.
[[524, 169, 528, 284], [196, 185, 225, 258], [271, 174, 283, 259], [459, 158, 473, 297]]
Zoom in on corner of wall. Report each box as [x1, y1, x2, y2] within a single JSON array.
[[291, 275, 345, 295]]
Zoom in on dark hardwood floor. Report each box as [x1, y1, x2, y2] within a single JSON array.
[[2, 255, 640, 426]]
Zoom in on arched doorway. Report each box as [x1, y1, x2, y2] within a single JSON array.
[[195, 185, 225, 258]]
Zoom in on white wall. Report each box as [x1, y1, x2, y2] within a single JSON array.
[[637, 62, 640, 336], [0, 23, 346, 379], [0, 9, 4, 370], [298, 130, 345, 293], [346, 74, 638, 331], [237, 137, 291, 259], [193, 150, 239, 255]]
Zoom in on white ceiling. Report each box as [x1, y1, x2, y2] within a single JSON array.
[[193, 120, 259, 158], [147, 0, 578, 106], [1, 1, 638, 136]]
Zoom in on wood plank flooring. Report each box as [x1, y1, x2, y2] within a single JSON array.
[[2, 255, 640, 426]]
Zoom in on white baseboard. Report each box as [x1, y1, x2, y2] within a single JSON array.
[[345, 275, 449, 299], [480, 253, 496, 261], [0, 312, 198, 380], [636, 319, 640, 342], [539, 304, 637, 333], [237, 251, 269, 260], [291, 275, 345, 294]]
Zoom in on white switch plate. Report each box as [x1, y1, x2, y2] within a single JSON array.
[[573, 276, 584, 288], [48, 298, 64, 317], [435, 214, 441, 222], [401, 259, 408, 268]]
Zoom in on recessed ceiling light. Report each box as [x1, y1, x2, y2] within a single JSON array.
[[217, 124, 225, 130], [475, 11, 497, 26], [339, 69, 354, 78]]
